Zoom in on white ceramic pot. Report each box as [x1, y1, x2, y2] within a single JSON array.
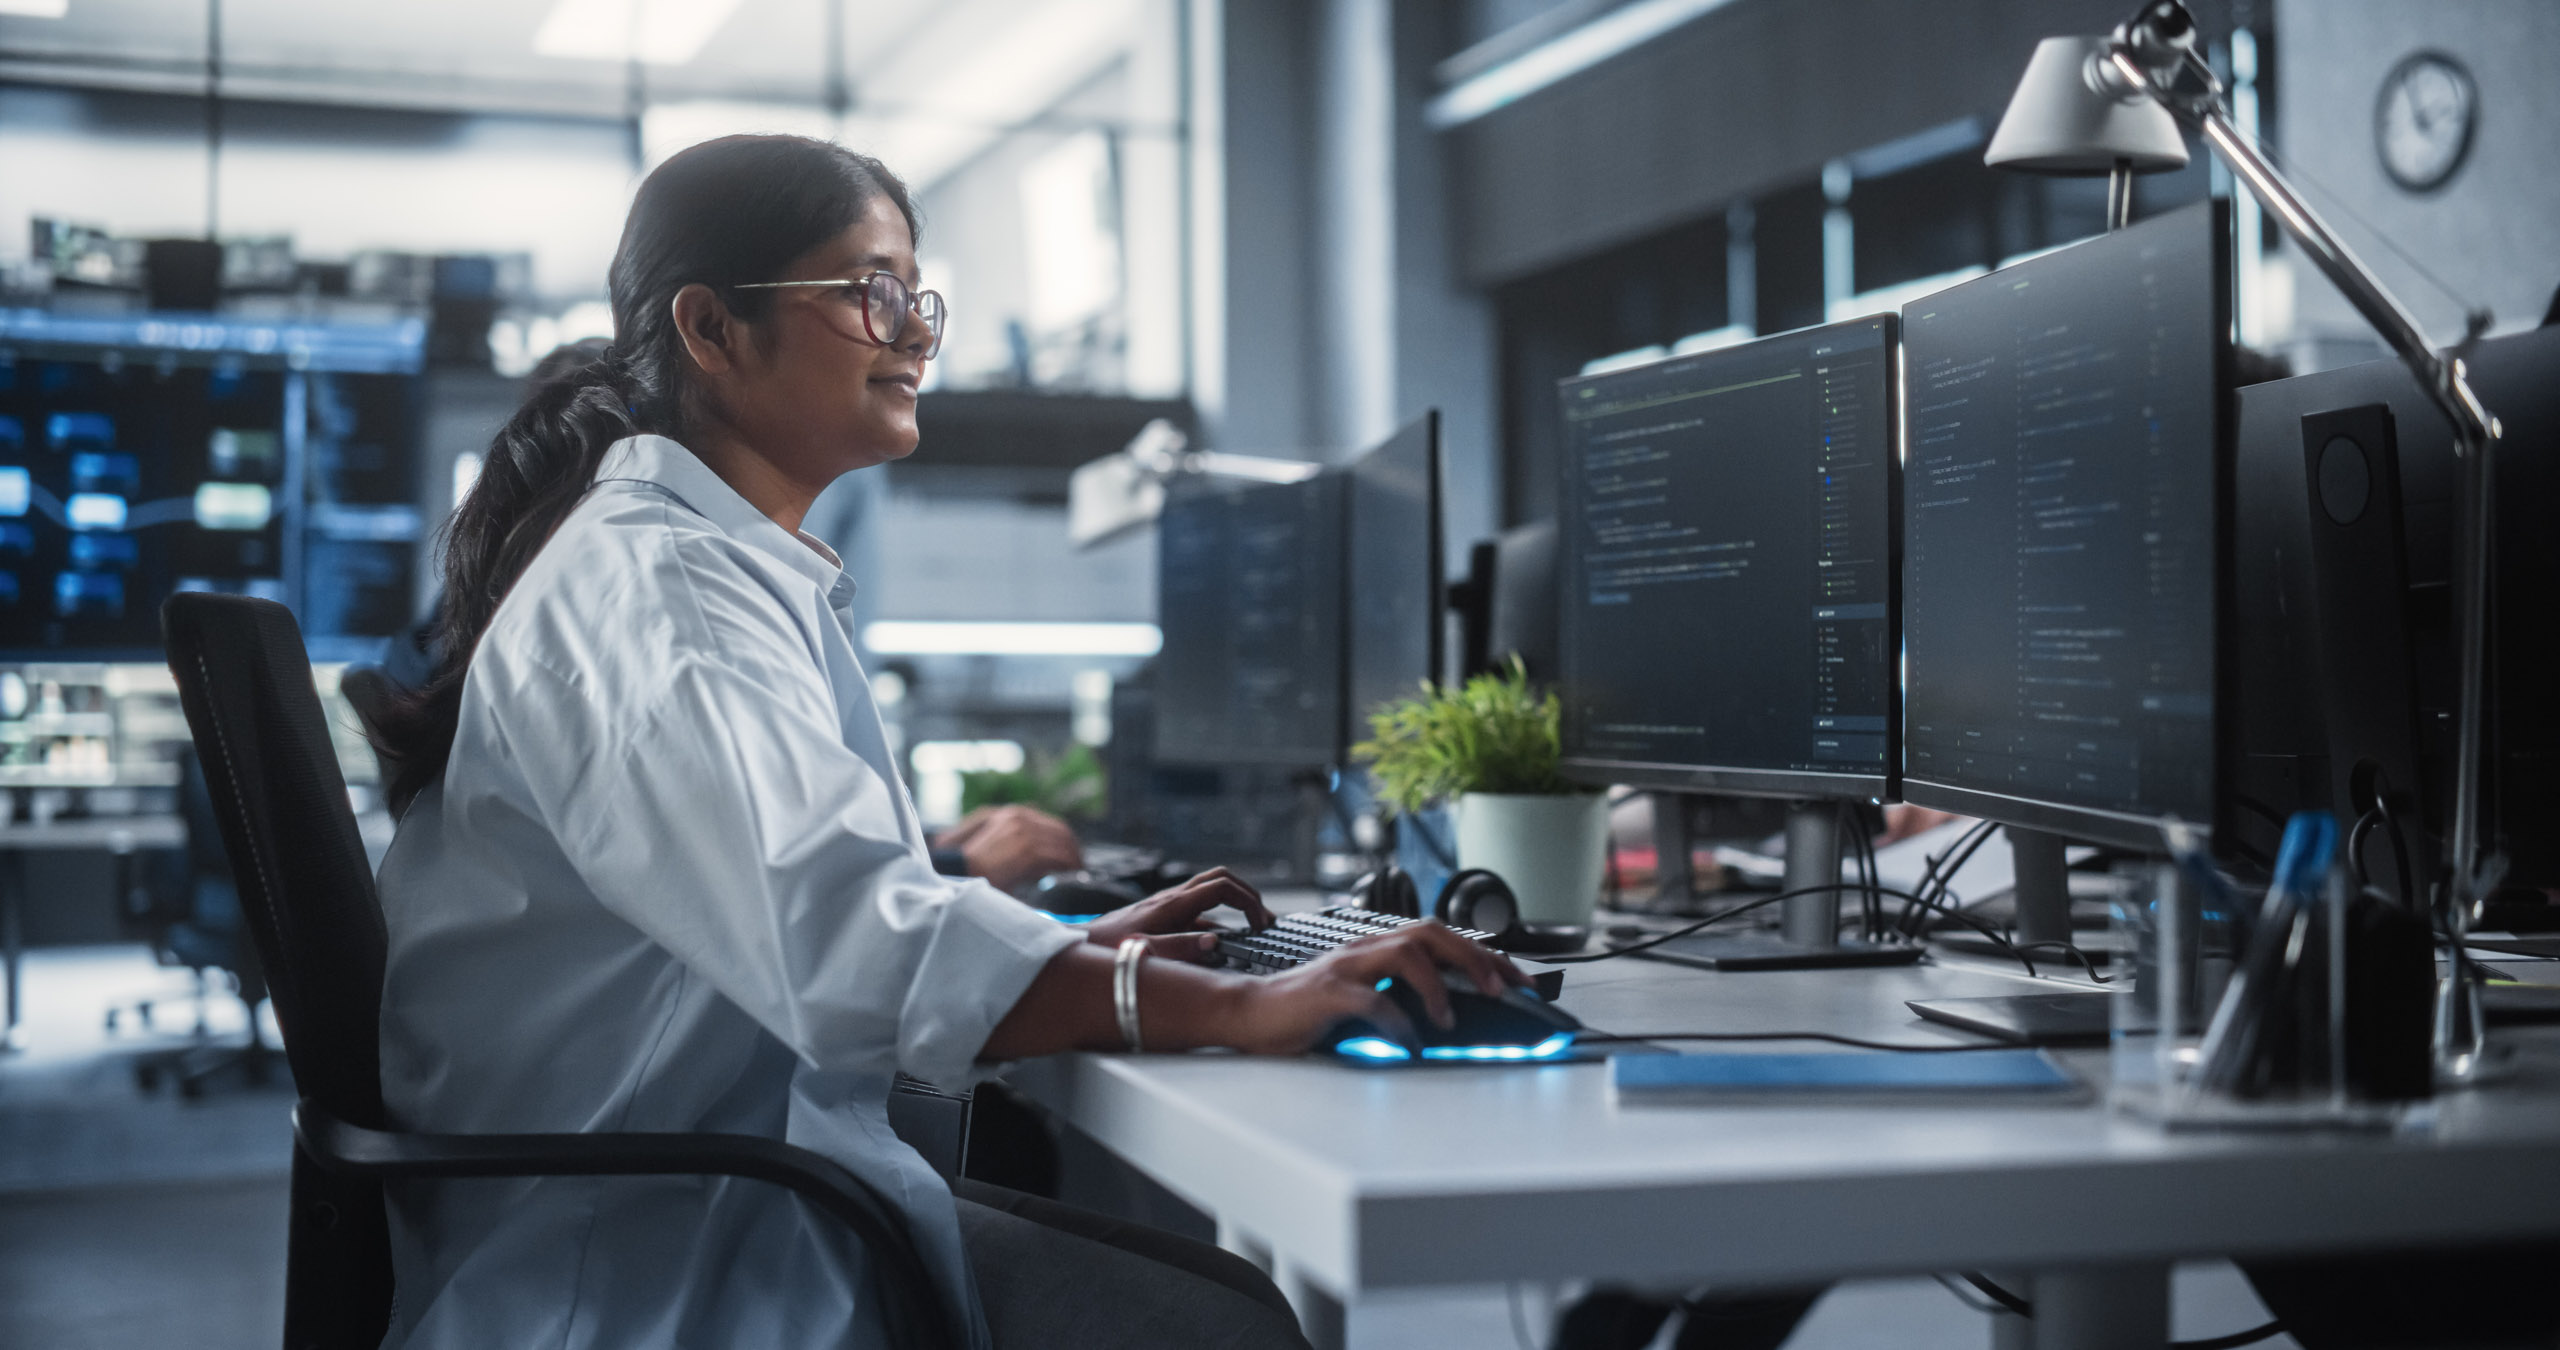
[[1452, 792, 1609, 927]]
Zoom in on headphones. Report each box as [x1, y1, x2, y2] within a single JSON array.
[[1349, 863, 1523, 946]]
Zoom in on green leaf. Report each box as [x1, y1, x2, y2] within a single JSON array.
[[959, 743, 1108, 821], [1346, 657, 1595, 815]]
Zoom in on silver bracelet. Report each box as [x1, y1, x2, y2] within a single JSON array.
[[1113, 937, 1149, 1053]]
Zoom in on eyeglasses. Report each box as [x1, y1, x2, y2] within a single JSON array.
[[732, 271, 946, 359]]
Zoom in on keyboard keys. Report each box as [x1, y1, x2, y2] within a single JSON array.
[[1214, 907, 1501, 973]]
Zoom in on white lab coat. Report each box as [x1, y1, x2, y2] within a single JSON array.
[[374, 434, 1079, 1350]]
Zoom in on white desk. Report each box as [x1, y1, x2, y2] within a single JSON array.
[[1006, 940, 2560, 1350], [0, 814, 190, 1049]]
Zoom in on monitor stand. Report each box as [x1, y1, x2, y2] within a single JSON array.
[[1632, 800, 1923, 971], [2008, 826, 2074, 952], [1651, 792, 1698, 905]]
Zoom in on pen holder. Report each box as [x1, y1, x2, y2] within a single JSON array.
[[2107, 859, 2239, 1112], [2111, 826, 2432, 1131]]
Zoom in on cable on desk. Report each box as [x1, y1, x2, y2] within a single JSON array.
[[1933, 1273, 2012, 1316], [1960, 1272, 2033, 1317], [1950, 1275, 2288, 1349], [1556, 881, 2045, 979], [1579, 1030, 2004, 1054], [1882, 885, 2045, 977], [1897, 819, 2000, 938], [1903, 818, 1995, 933], [1845, 800, 1886, 944], [2012, 941, 2114, 984], [1913, 821, 2001, 936]]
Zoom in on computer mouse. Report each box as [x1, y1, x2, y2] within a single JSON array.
[[1319, 972, 1583, 1063], [1032, 875, 1145, 915]]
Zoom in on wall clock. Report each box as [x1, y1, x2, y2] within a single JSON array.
[[2375, 51, 2476, 193]]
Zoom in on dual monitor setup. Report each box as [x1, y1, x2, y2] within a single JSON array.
[[1157, 198, 2560, 973], [1154, 412, 1443, 774]]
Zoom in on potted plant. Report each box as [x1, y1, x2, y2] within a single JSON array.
[[1350, 660, 1608, 929]]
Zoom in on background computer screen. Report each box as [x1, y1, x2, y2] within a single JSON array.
[[1899, 201, 2228, 846], [1343, 412, 1442, 740], [0, 360, 292, 657], [1556, 314, 1898, 797], [1485, 521, 1558, 685], [0, 312, 425, 661], [1153, 471, 1345, 767]]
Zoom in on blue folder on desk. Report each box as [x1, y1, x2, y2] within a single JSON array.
[[1611, 1049, 2081, 1103]]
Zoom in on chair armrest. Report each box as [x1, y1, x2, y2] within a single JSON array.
[[295, 1100, 956, 1350]]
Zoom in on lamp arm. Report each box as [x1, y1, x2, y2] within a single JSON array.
[[2100, 2, 2506, 1075], [2095, 33, 2492, 438]]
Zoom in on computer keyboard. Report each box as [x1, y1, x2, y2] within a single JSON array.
[[1215, 906, 1499, 974]]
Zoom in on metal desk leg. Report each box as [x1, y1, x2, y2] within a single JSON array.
[[2029, 1263, 2171, 1350], [2, 853, 21, 1053]]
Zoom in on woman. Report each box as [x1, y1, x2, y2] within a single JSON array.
[[371, 134, 1521, 1350]]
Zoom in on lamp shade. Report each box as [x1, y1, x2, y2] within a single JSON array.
[[1985, 36, 2189, 175]]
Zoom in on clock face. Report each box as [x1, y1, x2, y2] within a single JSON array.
[[2375, 52, 2476, 193]]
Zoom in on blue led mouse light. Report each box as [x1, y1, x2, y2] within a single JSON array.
[[1334, 1036, 1412, 1061], [1374, 977, 1395, 992], [1417, 1033, 1577, 1062]]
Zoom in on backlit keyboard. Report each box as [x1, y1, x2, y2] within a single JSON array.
[[1215, 906, 1498, 974]]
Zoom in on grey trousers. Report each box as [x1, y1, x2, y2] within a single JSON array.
[[954, 1180, 1311, 1350]]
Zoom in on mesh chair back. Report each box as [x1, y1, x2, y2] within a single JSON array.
[[162, 594, 388, 1129]]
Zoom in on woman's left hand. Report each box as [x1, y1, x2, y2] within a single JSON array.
[[1082, 867, 1274, 964]]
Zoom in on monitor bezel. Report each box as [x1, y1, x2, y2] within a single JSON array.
[[1895, 200, 2235, 854], [1554, 313, 1903, 804]]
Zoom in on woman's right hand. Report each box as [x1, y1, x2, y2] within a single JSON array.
[[1214, 922, 1528, 1056]]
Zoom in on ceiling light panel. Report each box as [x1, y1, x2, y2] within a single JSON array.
[[0, 0, 72, 18], [533, 0, 746, 66]]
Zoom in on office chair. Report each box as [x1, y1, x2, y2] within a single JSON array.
[[107, 748, 278, 1098], [161, 594, 957, 1350]]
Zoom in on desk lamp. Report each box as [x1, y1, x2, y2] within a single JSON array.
[[1068, 418, 1323, 548], [1985, 34, 2188, 228], [1992, 0, 2507, 1083]]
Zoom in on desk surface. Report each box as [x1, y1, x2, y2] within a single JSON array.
[[1007, 935, 2560, 1297], [0, 815, 186, 851]]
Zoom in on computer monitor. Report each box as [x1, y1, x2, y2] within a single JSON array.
[[1555, 314, 1905, 965], [1153, 471, 1345, 768], [0, 310, 424, 661], [1343, 412, 1444, 739], [1899, 200, 2231, 856], [2233, 322, 2560, 898], [1557, 314, 1899, 800], [0, 363, 290, 657], [1453, 521, 1560, 686]]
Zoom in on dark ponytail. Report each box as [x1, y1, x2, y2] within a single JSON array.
[[377, 136, 919, 808]]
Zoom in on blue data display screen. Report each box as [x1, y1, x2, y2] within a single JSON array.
[[0, 359, 291, 654], [1557, 316, 1897, 789], [1899, 203, 2224, 830]]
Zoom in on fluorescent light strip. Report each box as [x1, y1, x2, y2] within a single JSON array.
[[532, 0, 746, 66], [1425, 0, 1741, 130], [0, 0, 71, 18], [861, 621, 1163, 658]]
